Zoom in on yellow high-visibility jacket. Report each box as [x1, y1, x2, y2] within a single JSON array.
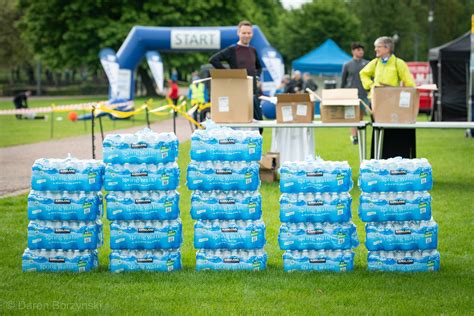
[[360, 55, 415, 98]]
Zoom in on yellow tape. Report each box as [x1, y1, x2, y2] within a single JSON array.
[[95, 103, 145, 118]]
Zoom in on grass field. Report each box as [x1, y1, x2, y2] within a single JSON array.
[[0, 97, 171, 147], [0, 125, 473, 314]]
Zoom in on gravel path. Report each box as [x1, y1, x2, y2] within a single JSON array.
[[0, 117, 193, 197]]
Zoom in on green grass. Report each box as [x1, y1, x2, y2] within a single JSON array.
[[1, 126, 473, 314], [0, 97, 171, 147]]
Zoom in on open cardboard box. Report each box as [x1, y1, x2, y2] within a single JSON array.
[[320, 88, 360, 123], [208, 69, 254, 123], [276, 93, 314, 123], [259, 152, 280, 183], [371, 84, 437, 123]]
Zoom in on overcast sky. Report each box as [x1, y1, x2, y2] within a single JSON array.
[[280, 0, 311, 10]]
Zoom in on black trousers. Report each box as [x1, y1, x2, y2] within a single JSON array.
[[253, 95, 263, 134], [371, 128, 416, 159]]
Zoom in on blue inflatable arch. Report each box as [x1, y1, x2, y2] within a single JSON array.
[[100, 26, 284, 100]]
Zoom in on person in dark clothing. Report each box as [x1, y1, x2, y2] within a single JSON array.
[[285, 71, 303, 93], [341, 42, 369, 145], [13, 91, 29, 119], [302, 72, 318, 93], [209, 20, 263, 130]]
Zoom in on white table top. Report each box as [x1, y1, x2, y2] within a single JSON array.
[[219, 120, 370, 128], [372, 121, 474, 129]]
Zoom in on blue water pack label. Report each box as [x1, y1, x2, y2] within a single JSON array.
[[31, 157, 104, 191], [194, 220, 266, 250], [191, 190, 262, 221], [196, 249, 267, 271], [27, 191, 103, 221], [104, 162, 180, 191], [368, 250, 440, 272], [283, 250, 355, 272], [109, 249, 181, 272], [359, 158, 433, 192], [190, 123, 262, 161], [110, 219, 183, 250], [280, 192, 352, 223], [22, 248, 98, 272], [103, 129, 179, 164], [365, 219, 438, 251], [359, 191, 432, 222], [106, 190, 180, 221], [279, 222, 359, 251], [27, 220, 103, 250], [279, 159, 352, 193], [187, 161, 260, 191]]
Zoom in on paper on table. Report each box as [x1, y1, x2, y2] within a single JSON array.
[[218, 96, 229, 112], [344, 107, 356, 119], [296, 104, 307, 116], [281, 106, 293, 122], [399, 91, 411, 108]]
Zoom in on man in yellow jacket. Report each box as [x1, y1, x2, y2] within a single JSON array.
[[360, 36, 417, 158]]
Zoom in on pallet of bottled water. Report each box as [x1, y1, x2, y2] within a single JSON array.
[[191, 190, 262, 220], [280, 192, 352, 223], [358, 157, 439, 272], [359, 191, 431, 222], [104, 162, 179, 191], [368, 250, 440, 272], [103, 129, 178, 164], [196, 249, 267, 271], [22, 249, 98, 272], [365, 219, 438, 251], [109, 249, 182, 272], [110, 220, 183, 250], [190, 122, 262, 161], [194, 220, 266, 249], [279, 222, 359, 251], [359, 158, 433, 192], [283, 250, 355, 272], [106, 190, 180, 221], [31, 157, 104, 191], [28, 220, 103, 250], [279, 159, 353, 193], [28, 191, 103, 221], [187, 161, 260, 191]]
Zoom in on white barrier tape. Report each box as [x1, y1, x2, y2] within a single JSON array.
[[0, 101, 134, 116]]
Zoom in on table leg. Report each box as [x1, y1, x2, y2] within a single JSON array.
[[357, 128, 363, 162], [361, 127, 367, 160], [374, 127, 379, 159], [377, 128, 384, 159]]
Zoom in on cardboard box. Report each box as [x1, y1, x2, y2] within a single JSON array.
[[259, 152, 280, 170], [371, 87, 420, 123], [320, 89, 360, 123], [259, 169, 277, 183], [210, 69, 253, 123], [276, 94, 314, 123]]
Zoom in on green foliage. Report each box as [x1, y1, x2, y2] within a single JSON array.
[[274, 0, 361, 63], [0, 0, 32, 67], [17, 0, 284, 72]]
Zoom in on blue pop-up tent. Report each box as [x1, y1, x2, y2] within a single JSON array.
[[292, 39, 351, 75]]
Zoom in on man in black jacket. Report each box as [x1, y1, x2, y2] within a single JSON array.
[[209, 20, 263, 125]]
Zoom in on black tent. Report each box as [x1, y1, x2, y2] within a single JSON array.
[[429, 32, 471, 121]]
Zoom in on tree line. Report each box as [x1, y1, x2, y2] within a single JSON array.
[[1, 0, 472, 93]]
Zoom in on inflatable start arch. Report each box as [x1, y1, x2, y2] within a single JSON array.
[[100, 26, 284, 101]]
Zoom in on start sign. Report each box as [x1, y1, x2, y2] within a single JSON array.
[[171, 30, 220, 49]]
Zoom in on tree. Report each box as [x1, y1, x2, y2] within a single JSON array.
[[273, 0, 362, 64], [0, 0, 32, 79]]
